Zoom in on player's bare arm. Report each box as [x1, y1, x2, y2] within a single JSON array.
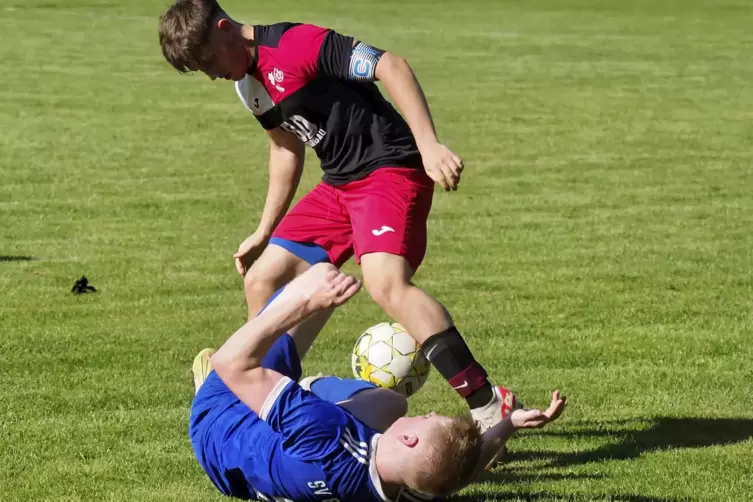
[[212, 264, 361, 414], [469, 391, 568, 481], [375, 52, 464, 191], [234, 128, 305, 275]]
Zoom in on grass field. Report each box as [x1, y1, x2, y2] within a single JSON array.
[[2, 0, 752, 500]]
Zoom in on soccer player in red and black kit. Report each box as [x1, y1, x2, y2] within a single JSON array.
[[158, 0, 520, 445]]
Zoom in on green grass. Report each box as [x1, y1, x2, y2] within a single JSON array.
[[1, 0, 752, 500]]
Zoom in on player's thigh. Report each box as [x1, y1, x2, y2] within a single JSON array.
[[343, 167, 434, 273], [272, 182, 355, 268], [287, 308, 334, 359], [260, 332, 305, 382], [245, 241, 312, 289]]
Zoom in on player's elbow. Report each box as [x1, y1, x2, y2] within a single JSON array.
[[211, 352, 256, 383]]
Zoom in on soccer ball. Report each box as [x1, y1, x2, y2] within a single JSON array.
[[351, 322, 431, 397]]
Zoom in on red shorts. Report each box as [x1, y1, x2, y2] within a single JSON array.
[[272, 167, 434, 271]]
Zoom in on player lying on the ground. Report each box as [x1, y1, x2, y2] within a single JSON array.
[[159, 0, 522, 443], [190, 263, 567, 501]]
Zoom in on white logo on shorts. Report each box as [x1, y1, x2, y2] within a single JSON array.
[[372, 226, 395, 236]]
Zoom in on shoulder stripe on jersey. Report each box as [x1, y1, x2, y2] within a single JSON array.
[[343, 428, 368, 449], [339, 438, 368, 464], [342, 436, 368, 458], [259, 376, 293, 420]]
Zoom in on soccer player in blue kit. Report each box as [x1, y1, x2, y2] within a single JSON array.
[[190, 263, 567, 501]]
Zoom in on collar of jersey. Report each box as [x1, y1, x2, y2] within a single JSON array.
[[368, 433, 397, 502]]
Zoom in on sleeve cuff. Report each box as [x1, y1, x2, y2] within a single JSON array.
[[259, 376, 294, 421]]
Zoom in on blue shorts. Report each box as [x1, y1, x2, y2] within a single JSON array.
[[269, 237, 330, 265]]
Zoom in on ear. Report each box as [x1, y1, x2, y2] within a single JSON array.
[[216, 17, 233, 32], [398, 433, 419, 448]]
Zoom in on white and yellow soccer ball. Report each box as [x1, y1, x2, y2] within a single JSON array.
[[351, 322, 431, 397]]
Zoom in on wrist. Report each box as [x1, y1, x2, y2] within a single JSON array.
[[265, 289, 310, 328], [507, 415, 522, 431], [415, 135, 439, 151], [255, 224, 274, 239]]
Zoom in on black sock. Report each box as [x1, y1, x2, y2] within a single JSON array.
[[420, 326, 494, 409]]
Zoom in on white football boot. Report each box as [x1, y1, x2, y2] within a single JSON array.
[[192, 348, 216, 395]]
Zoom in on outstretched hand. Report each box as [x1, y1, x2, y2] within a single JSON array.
[[511, 391, 567, 430]]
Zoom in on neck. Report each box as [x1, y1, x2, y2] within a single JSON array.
[[374, 436, 405, 500], [240, 23, 255, 42], [240, 23, 255, 68]]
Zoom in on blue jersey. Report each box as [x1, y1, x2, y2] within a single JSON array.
[[191, 371, 398, 502]]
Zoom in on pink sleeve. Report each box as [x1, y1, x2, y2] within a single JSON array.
[[278, 24, 331, 81]]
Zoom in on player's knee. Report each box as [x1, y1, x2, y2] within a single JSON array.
[[364, 274, 408, 312], [388, 390, 409, 419], [244, 269, 281, 312], [369, 388, 408, 425], [310, 262, 339, 275]]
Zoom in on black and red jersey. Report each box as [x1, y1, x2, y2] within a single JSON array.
[[235, 23, 423, 186]]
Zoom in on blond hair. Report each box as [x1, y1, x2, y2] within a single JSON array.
[[158, 0, 221, 72], [407, 414, 483, 498]]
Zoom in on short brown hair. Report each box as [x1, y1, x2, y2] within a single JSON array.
[[408, 414, 483, 498], [158, 0, 221, 72]]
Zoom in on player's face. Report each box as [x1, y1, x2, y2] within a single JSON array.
[[195, 21, 250, 81]]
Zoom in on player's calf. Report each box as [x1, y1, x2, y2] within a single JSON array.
[[360, 252, 519, 431]]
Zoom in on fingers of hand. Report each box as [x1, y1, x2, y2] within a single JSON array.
[[427, 166, 450, 191], [323, 272, 361, 305], [452, 154, 464, 172], [442, 160, 461, 190], [333, 274, 359, 295], [543, 391, 567, 420], [338, 278, 362, 303]]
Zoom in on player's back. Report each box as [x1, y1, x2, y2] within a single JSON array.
[[190, 372, 396, 502]]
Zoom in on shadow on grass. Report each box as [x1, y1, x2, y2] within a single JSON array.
[[0, 256, 33, 262], [512, 417, 753, 467], [443, 418, 750, 501], [449, 493, 684, 502]]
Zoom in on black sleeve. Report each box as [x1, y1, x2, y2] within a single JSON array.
[[317, 31, 385, 82], [254, 22, 300, 47]]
